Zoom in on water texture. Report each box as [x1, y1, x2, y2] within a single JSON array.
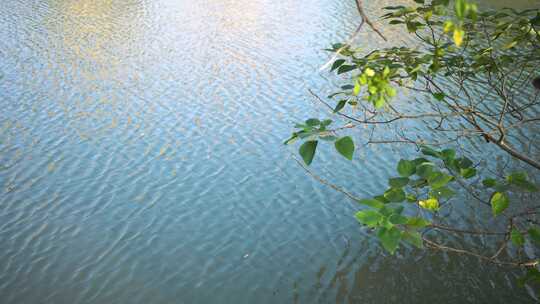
[[0, 0, 537, 303]]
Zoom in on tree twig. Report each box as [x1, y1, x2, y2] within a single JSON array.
[[320, 0, 387, 71]]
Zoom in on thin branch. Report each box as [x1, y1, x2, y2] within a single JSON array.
[[354, 0, 387, 42], [308, 89, 451, 124], [291, 154, 362, 203], [429, 223, 506, 235], [423, 237, 538, 267], [320, 0, 387, 71]]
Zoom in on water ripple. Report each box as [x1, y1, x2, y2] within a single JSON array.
[[0, 0, 536, 303]]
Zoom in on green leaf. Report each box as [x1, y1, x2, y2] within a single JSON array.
[[467, 3, 477, 20], [386, 86, 397, 97], [490, 192, 509, 216], [384, 188, 406, 203], [377, 226, 402, 254], [444, 159, 459, 172], [443, 20, 454, 33], [407, 217, 430, 228], [367, 83, 378, 95], [511, 228, 524, 246], [494, 183, 510, 193], [427, 172, 454, 189], [383, 66, 391, 77], [297, 131, 314, 139], [374, 195, 390, 204], [416, 162, 436, 178], [528, 227, 540, 245], [406, 21, 418, 33], [397, 159, 416, 177], [374, 97, 385, 109], [455, 0, 466, 19], [331, 43, 345, 50], [331, 59, 346, 71], [284, 134, 298, 145], [412, 157, 429, 167], [299, 141, 318, 166], [358, 198, 385, 210], [433, 92, 446, 101], [531, 12, 540, 26], [410, 178, 428, 188], [355, 210, 383, 227], [482, 178, 497, 188], [519, 268, 540, 287], [305, 118, 320, 126], [320, 119, 332, 127], [441, 149, 455, 160], [389, 177, 409, 188], [429, 186, 456, 199], [335, 136, 355, 160], [353, 80, 361, 96], [507, 172, 538, 192], [402, 231, 423, 248], [337, 65, 357, 74], [358, 74, 367, 85], [419, 198, 439, 211], [334, 100, 347, 113], [456, 157, 473, 169], [406, 194, 417, 202], [389, 214, 408, 225], [460, 167, 477, 179], [420, 146, 441, 158], [380, 205, 404, 217]]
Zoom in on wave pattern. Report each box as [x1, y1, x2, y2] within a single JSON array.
[[0, 0, 534, 303]]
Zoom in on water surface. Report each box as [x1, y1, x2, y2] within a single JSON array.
[[0, 0, 538, 303]]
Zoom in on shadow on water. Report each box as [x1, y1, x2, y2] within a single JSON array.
[[292, 239, 532, 303]]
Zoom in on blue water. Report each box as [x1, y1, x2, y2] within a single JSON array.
[[0, 0, 537, 303]]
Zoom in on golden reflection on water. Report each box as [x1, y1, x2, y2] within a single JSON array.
[[37, 0, 285, 145], [41, 0, 149, 139], [49, 0, 132, 74]]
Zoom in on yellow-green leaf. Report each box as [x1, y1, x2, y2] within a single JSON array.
[[355, 210, 383, 228], [490, 192, 509, 216], [419, 198, 439, 211], [443, 20, 454, 33], [453, 28, 465, 47], [353, 80, 361, 96], [364, 68, 375, 77]]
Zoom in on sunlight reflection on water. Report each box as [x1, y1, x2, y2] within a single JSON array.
[[0, 0, 537, 303]]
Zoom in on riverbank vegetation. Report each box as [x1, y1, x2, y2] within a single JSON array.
[[286, 0, 540, 297]]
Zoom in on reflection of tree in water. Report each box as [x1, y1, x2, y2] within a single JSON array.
[[294, 240, 531, 303]]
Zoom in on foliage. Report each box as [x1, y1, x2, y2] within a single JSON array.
[[286, 0, 540, 297], [354, 145, 538, 254]]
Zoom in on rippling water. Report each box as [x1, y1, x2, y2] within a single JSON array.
[[0, 0, 538, 303]]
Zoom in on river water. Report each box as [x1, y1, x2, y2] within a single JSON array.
[[0, 0, 538, 303]]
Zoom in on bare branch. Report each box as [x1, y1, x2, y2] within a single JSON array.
[[320, 0, 387, 71]]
